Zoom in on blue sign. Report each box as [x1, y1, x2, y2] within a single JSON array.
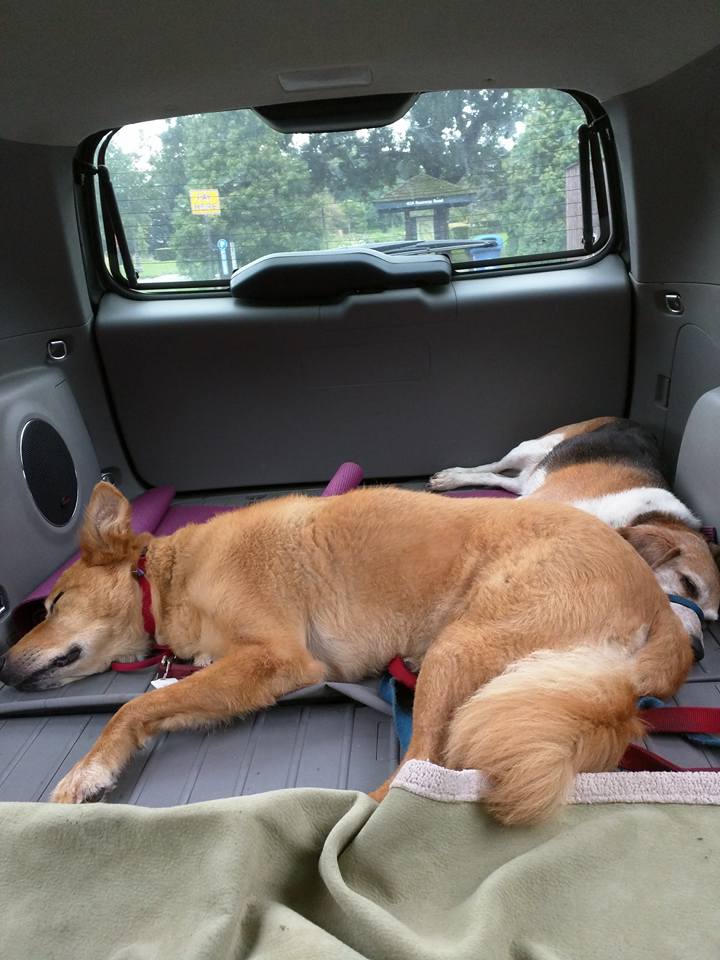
[[217, 238, 228, 251]]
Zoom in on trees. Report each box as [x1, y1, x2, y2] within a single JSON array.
[[106, 89, 586, 278], [497, 91, 583, 256], [401, 89, 525, 184], [155, 111, 322, 279], [104, 144, 153, 263]]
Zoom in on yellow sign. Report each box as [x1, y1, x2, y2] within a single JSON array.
[[189, 189, 220, 216]]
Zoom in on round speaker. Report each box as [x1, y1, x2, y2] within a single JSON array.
[[20, 419, 78, 526]]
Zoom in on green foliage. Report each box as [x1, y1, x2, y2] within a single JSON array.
[[105, 145, 152, 261], [107, 89, 586, 280], [498, 91, 583, 256], [153, 111, 323, 279]]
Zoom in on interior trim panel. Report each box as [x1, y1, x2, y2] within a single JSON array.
[[96, 256, 631, 490]]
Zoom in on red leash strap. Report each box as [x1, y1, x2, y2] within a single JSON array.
[[640, 706, 720, 736], [381, 662, 720, 774], [110, 648, 203, 678], [165, 660, 203, 679], [388, 656, 418, 690], [619, 706, 720, 772], [618, 744, 692, 772], [110, 645, 172, 673]]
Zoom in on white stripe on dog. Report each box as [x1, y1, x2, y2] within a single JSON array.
[[571, 487, 701, 529], [521, 467, 547, 496]]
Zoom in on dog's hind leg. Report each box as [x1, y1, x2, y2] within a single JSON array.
[[429, 433, 565, 492], [51, 643, 326, 803], [369, 620, 509, 802]]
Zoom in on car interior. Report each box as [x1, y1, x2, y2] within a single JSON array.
[[1, 0, 720, 830]]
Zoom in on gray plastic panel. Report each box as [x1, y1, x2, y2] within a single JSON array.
[[0, 694, 400, 805], [0, 139, 91, 338], [664, 324, 720, 472], [675, 387, 720, 531], [607, 45, 720, 286], [96, 256, 631, 490], [0, 369, 100, 644], [612, 46, 720, 469], [628, 281, 720, 476]]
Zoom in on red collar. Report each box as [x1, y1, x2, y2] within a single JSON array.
[[132, 547, 156, 637], [111, 552, 202, 678]]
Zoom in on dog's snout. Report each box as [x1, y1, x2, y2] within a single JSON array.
[[0, 652, 18, 687], [691, 634, 705, 662]]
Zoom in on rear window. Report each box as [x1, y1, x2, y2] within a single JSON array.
[[98, 89, 608, 289]]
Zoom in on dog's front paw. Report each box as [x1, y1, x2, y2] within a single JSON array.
[[51, 759, 115, 804], [429, 468, 464, 491]]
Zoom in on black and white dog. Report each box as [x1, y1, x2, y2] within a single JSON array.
[[431, 417, 720, 640]]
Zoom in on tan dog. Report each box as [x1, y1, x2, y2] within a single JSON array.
[[431, 416, 720, 639], [1, 482, 694, 824]]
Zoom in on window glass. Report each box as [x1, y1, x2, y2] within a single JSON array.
[[105, 89, 598, 285]]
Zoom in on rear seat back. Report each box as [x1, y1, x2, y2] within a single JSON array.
[[674, 386, 720, 531]]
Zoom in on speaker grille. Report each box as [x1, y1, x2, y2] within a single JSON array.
[[20, 419, 78, 526]]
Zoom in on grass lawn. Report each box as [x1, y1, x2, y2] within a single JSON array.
[[137, 259, 179, 278]]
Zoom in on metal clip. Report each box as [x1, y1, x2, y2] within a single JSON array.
[[47, 340, 68, 362], [156, 654, 175, 681], [664, 293, 684, 315]]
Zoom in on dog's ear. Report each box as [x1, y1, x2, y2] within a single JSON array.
[[618, 524, 681, 569], [80, 482, 133, 565]]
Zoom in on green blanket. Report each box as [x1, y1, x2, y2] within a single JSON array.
[[2, 762, 719, 959]]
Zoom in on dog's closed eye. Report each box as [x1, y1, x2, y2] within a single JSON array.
[[48, 591, 64, 614], [680, 575, 699, 600], [50, 645, 82, 669]]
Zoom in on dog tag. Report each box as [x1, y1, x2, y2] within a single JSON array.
[[151, 678, 179, 689]]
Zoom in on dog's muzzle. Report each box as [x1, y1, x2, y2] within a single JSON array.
[[690, 634, 705, 662], [666, 594, 705, 662], [0, 645, 83, 690]]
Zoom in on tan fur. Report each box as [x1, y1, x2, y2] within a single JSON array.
[[541, 415, 617, 441], [445, 644, 646, 823], [3, 482, 694, 822]]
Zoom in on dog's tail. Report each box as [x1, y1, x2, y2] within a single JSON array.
[[445, 642, 652, 826]]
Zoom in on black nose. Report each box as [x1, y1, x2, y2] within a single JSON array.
[[691, 635, 705, 662]]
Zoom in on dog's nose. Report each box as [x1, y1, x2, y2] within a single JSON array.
[[691, 634, 705, 662]]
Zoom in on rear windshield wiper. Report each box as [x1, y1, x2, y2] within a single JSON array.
[[367, 239, 502, 258]]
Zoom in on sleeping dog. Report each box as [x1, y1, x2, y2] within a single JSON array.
[[0, 481, 697, 824], [431, 417, 720, 643]]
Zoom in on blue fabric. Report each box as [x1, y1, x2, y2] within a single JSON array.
[[378, 675, 414, 755]]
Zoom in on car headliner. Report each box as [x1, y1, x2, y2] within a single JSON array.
[[1, 0, 719, 145]]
